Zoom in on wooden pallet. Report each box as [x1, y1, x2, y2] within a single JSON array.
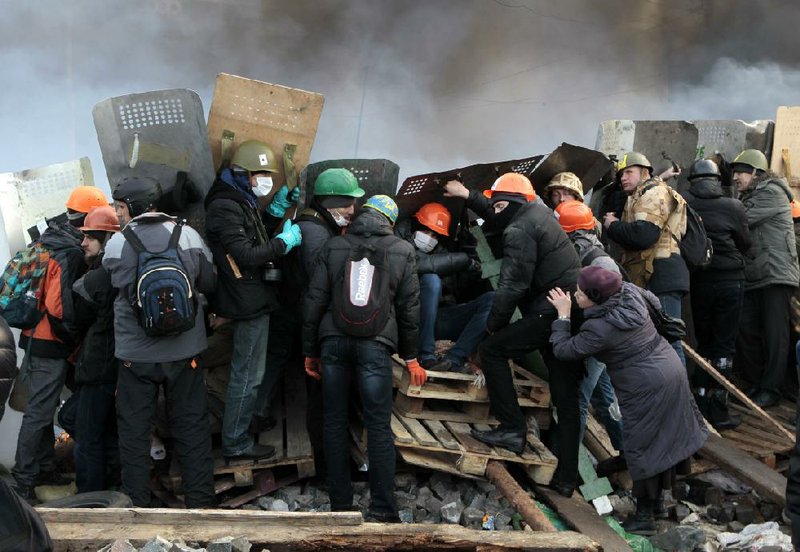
[[721, 401, 795, 466], [388, 412, 558, 484]]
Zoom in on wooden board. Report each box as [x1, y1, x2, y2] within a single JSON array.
[[770, 106, 800, 183]]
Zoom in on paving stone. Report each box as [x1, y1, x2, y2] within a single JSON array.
[[671, 504, 691, 522], [394, 490, 416, 511], [270, 499, 289, 512], [475, 480, 496, 495], [276, 485, 302, 504], [398, 508, 414, 523], [395, 473, 417, 492], [468, 494, 486, 511], [735, 504, 755, 524], [704, 487, 724, 507], [461, 506, 485, 529], [98, 540, 137, 552], [649, 526, 705, 552], [140, 536, 173, 552], [759, 502, 781, 521], [441, 501, 464, 524]]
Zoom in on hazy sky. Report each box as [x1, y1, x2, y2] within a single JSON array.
[[2, 0, 799, 195]]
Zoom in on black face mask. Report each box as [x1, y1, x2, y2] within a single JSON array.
[[482, 201, 523, 237]]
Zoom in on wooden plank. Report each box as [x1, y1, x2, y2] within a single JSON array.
[[394, 392, 424, 415], [390, 413, 415, 444], [443, 421, 494, 455], [399, 416, 439, 447], [422, 419, 461, 451], [38, 508, 363, 526], [698, 433, 787, 506], [486, 461, 557, 532], [396, 448, 480, 480]]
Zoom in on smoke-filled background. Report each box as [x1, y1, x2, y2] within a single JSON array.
[[2, 0, 799, 195]]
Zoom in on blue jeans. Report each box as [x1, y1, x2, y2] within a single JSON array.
[[578, 357, 624, 451], [418, 274, 443, 363], [74, 383, 119, 493], [321, 337, 396, 517], [657, 291, 686, 366], [222, 314, 270, 455]]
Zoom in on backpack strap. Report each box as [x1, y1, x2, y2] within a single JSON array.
[[123, 219, 185, 255], [167, 220, 184, 250]]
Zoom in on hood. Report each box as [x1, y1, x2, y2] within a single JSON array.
[[571, 230, 603, 253], [347, 209, 394, 237], [687, 178, 723, 199], [584, 282, 648, 330], [741, 172, 794, 200], [204, 170, 258, 210], [40, 219, 82, 252]]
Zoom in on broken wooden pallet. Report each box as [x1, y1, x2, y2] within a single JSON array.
[[388, 411, 558, 484], [721, 402, 794, 467]]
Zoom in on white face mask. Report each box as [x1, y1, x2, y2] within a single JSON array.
[[252, 175, 274, 198], [329, 209, 350, 227], [413, 230, 438, 253]]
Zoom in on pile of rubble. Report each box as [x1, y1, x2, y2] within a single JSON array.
[[99, 536, 252, 552]]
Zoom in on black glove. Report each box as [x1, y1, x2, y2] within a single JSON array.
[[468, 258, 482, 273]]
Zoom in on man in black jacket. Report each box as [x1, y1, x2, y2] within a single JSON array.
[[302, 195, 423, 522], [682, 159, 751, 429], [72, 206, 122, 492], [204, 140, 302, 462], [444, 174, 583, 497]]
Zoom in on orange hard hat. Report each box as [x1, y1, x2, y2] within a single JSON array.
[[80, 206, 121, 233], [66, 186, 109, 214], [792, 200, 800, 220], [555, 200, 595, 233], [415, 202, 451, 237], [483, 172, 536, 202]]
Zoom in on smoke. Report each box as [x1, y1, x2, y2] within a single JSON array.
[[1, 0, 798, 194]]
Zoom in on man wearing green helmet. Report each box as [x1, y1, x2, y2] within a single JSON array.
[[731, 149, 799, 408]]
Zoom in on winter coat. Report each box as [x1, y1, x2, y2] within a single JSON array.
[[549, 282, 708, 480], [683, 178, 751, 282], [739, 174, 799, 291], [19, 220, 86, 358], [204, 177, 286, 319], [302, 209, 420, 359], [569, 230, 620, 274], [72, 258, 117, 385], [0, 316, 16, 421], [394, 218, 472, 277]]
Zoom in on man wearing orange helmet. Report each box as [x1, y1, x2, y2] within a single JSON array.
[[444, 173, 583, 497], [396, 202, 493, 373]]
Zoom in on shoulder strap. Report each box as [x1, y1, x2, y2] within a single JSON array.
[[122, 225, 147, 254], [167, 220, 184, 250]]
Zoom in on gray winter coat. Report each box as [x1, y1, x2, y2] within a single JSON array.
[[739, 174, 799, 291], [550, 282, 708, 480]]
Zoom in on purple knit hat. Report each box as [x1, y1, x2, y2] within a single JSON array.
[[577, 266, 622, 304]]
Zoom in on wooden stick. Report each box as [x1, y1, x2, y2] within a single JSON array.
[[485, 460, 556, 532], [682, 341, 795, 441]]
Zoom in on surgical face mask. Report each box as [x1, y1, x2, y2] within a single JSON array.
[[252, 175, 274, 198], [413, 230, 438, 253], [329, 208, 350, 227]]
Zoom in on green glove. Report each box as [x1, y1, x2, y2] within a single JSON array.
[[266, 185, 299, 218], [275, 219, 302, 253]]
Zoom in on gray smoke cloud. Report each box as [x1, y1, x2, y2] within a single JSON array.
[[1, 0, 798, 196]]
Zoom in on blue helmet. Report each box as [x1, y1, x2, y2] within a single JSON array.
[[363, 194, 399, 225]]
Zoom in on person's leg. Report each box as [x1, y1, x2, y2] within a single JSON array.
[[116, 361, 159, 507], [543, 345, 582, 491], [590, 367, 625, 451], [417, 274, 442, 366], [707, 280, 744, 360], [577, 357, 604, 443], [656, 291, 686, 366], [321, 337, 355, 511], [759, 285, 793, 395], [74, 384, 115, 492], [164, 358, 216, 508], [689, 280, 715, 360], [355, 340, 397, 519], [222, 314, 270, 455], [736, 289, 763, 390], [12, 356, 68, 489], [435, 291, 494, 367], [255, 307, 300, 424]]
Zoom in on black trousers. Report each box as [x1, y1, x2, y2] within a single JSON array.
[[479, 312, 582, 487], [736, 285, 794, 393], [690, 279, 744, 360], [116, 358, 216, 508]]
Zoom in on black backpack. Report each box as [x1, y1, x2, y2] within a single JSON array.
[[123, 220, 196, 337], [678, 204, 713, 271], [331, 234, 395, 338]]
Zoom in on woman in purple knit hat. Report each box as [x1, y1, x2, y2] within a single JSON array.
[[547, 266, 707, 535]]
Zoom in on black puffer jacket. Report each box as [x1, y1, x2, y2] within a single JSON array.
[[73, 258, 117, 384], [0, 316, 16, 421], [682, 178, 752, 282], [394, 218, 472, 277], [204, 178, 286, 320], [302, 209, 420, 358], [465, 191, 580, 331]]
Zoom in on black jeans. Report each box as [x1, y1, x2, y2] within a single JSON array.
[[690, 279, 744, 360], [479, 312, 582, 488], [321, 336, 396, 517], [736, 285, 794, 393], [116, 358, 216, 508], [74, 383, 119, 493]]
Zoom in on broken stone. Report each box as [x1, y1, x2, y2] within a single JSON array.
[[140, 536, 173, 552], [735, 504, 755, 525], [293, 494, 315, 509], [352, 481, 369, 495], [276, 485, 302, 505], [441, 501, 464, 524], [495, 511, 512, 528], [257, 496, 274, 510], [394, 490, 416, 511], [649, 526, 705, 552], [357, 490, 371, 509], [169, 542, 205, 552], [727, 520, 745, 533], [671, 504, 691, 522], [758, 502, 781, 521], [673, 482, 690, 501], [695, 470, 752, 495], [704, 487, 724, 507], [395, 473, 417, 492], [207, 536, 251, 552], [468, 494, 486, 511], [461, 506, 485, 529], [398, 508, 414, 523], [425, 495, 443, 515], [98, 540, 137, 552], [240, 504, 259, 511], [609, 494, 636, 518], [431, 480, 451, 501], [475, 480, 496, 495], [270, 498, 289, 512]]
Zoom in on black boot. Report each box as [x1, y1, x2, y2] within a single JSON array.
[[707, 359, 741, 430], [623, 497, 657, 535]]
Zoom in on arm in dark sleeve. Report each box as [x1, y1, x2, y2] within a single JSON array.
[[549, 319, 607, 361], [487, 227, 537, 332], [465, 189, 494, 220], [300, 223, 333, 277], [395, 244, 420, 360], [301, 245, 333, 358], [415, 251, 471, 277], [261, 211, 283, 236], [605, 220, 661, 251], [732, 203, 753, 255], [206, 200, 286, 268]]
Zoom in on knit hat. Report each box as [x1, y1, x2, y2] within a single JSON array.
[[577, 266, 622, 304], [363, 194, 399, 225]]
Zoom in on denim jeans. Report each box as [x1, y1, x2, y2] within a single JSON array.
[[418, 274, 442, 363], [657, 291, 686, 366], [321, 336, 396, 517], [74, 383, 119, 493], [223, 313, 270, 455], [578, 357, 624, 451]]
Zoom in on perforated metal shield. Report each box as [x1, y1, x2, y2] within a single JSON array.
[[529, 143, 614, 201], [693, 120, 771, 164], [0, 158, 95, 254], [300, 159, 399, 208]]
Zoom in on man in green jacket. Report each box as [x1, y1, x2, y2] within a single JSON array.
[[733, 149, 800, 408]]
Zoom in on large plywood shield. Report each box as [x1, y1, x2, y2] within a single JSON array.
[[206, 73, 325, 205], [0, 158, 95, 254], [770, 107, 800, 189], [529, 143, 614, 203], [300, 159, 399, 208], [595, 120, 636, 162], [395, 155, 543, 237]]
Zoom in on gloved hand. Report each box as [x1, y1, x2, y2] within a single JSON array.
[[405, 358, 427, 387], [266, 185, 300, 218], [304, 357, 321, 380], [275, 219, 302, 253], [467, 258, 482, 273]]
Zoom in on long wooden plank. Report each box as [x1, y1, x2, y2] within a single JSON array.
[[699, 433, 787, 506], [390, 413, 415, 444], [399, 416, 439, 447], [422, 419, 461, 450], [486, 461, 556, 532], [38, 508, 361, 526]]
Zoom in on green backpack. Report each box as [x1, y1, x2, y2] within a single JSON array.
[[0, 243, 51, 329]]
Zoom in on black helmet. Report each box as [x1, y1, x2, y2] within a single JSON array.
[[112, 176, 162, 218], [688, 159, 721, 181]]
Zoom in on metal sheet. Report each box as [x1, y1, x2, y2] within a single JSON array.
[[631, 120, 698, 193], [770, 106, 800, 181], [0, 158, 94, 254], [693, 120, 772, 164], [594, 120, 635, 161], [300, 159, 399, 209], [528, 143, 614, 200]]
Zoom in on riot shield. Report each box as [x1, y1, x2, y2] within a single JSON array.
[[770, 107, 800, 186], [693, 119, 772, 192], [206, 73, 325, 206], [528, 143, 614, 203], [300, 159, 400, 208], [0, 157, 95, 255]]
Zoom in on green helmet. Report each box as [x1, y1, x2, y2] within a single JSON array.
[[616, 151, 653, 175], [313, 168, 365, 197], [732, 149, 769, 172], [231, 140, 281, 173]]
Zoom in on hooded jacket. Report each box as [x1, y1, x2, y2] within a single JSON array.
[[302, 209, 420, 358], [72, 255, 117, 385], [569, 230, 620, 274], [739, 173, 799, 291]]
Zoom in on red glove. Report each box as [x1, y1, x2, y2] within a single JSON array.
[[405, 359, 427, 387], [304, 357, 321, 380]]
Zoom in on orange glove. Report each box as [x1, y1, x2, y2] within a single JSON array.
[[405, 358, 427, 387], [304, 357, 321, 380]]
